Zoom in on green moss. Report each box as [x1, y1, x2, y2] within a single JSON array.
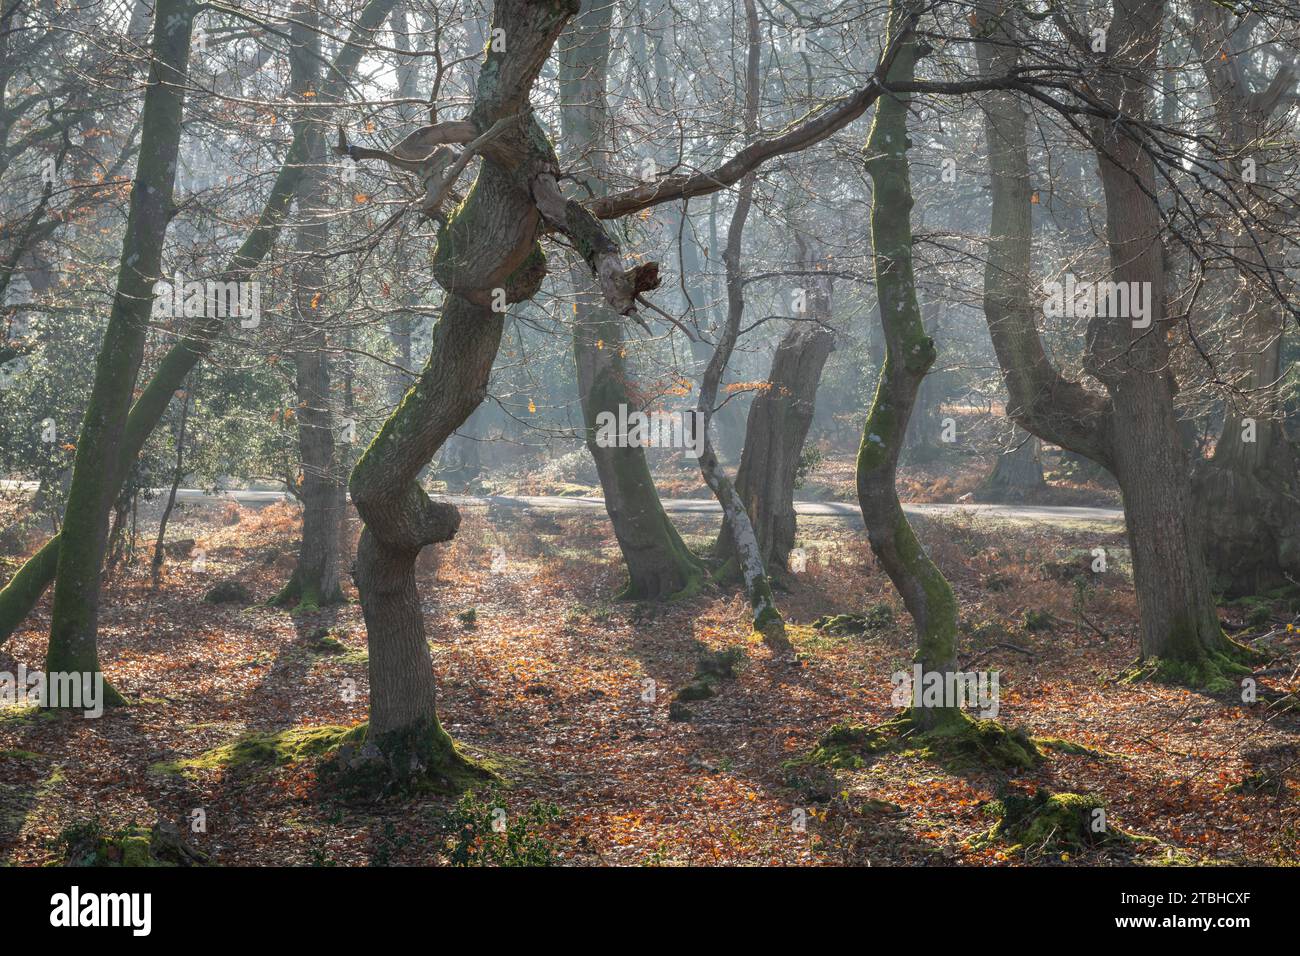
[[676, 680, 715, 702], [801, 721, 894, 769], [1033, 737, 1120, 759], [305, 629, 367, 664], [321, 717, 498, 797], [813, 603, 895, 635], [0, 748, 45, 760], [0, 704, 43, 723], [803, 709, 1041, 773], [151, 723, 367, 777], [58, 820, 204, 867], [1022, 609, 1054, 632], [968, 788, 1137, 858]]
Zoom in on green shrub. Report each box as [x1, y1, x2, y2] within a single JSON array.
[[438, 790, 561, 867]]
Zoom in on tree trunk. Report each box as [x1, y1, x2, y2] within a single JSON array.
[[1185, 1, 1300, 596], [275, 2, 344, 610], [560, 0, 704, 599], [978, 426, 1045, 502], [973, 0, 1250, 685], [0, 0, 401, 648], [901, 299, 944, 464], [348, 0, 594, 784], [352, 294, 507, 780], [150, 384, 190, 589], [857, 3, 960, 731], [718, 320, 834, 572], [385, 6, 420, 408], [44, 0, 193, 703], [1086, 0, 1245, 677], [696, 0, 780, 633]]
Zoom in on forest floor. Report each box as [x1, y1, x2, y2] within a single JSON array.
[[502, 450, 1122, 507], [1, 497, 1296, 866]]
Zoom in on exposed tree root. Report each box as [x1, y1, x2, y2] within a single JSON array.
[[149, 720, 495, 797], [320, 719, 497, 798], [1120, 636, 1262, 694]]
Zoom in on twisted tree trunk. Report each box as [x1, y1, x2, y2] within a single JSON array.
[[856, 3, 961, 731], [347, 0, 653, 782], [696, 0, 781, 633]]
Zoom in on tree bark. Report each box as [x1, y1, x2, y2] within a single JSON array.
[[974, 0, 1250, 684], [695, 0, 781, 632], [0, 0, 400, 648], [44, 0, 194, 702], [348, 0, 652, 782], [275, 1, 344, 610], [1185, 2, 1300, 596], [901, 298, 945, 464], [978, 426, 1045, 502], [718, 320, 835, 572], [559, 0, 704, 599], [150, 384, 190, 589], [857, 1, 961, 730]]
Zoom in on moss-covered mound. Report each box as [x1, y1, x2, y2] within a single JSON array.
[[152, 721, 498, 797], [670, 645, 748, 717], [812, 603, 894, 636], [60, 820, 207, 867], [968, 788, 1134, 857], [151, 723, 367, 777], [803, 709, 1041, 772]]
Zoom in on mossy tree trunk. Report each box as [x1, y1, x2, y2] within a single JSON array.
[[276, 2, 344, 611], [350, 0, 648, 781], [44, 0, 194, 701], [973, 0, 1248, 683], [696, 0, 781, 632], [559, 0, 705, 600], [856, 0, 960, 731], [0, 0, 400, 648]]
